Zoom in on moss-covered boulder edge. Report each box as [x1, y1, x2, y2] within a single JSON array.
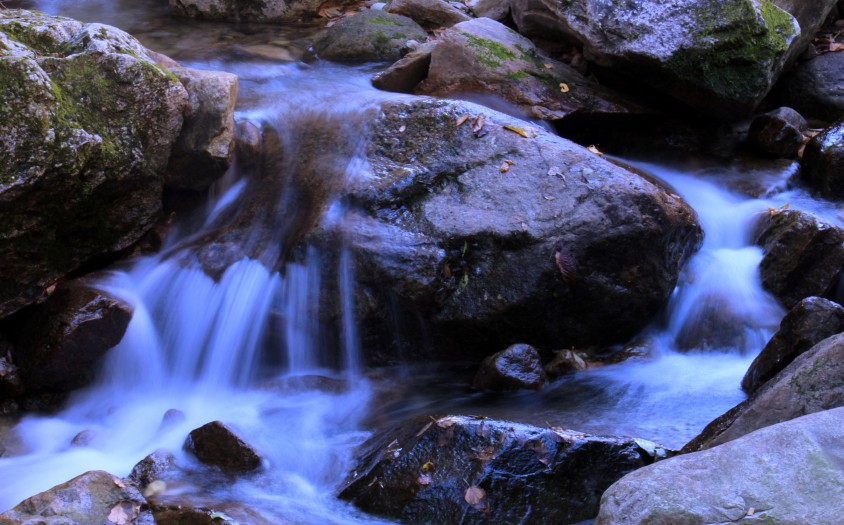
[[0, 9, 188, 317]]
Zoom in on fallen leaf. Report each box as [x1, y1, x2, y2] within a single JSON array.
[[525, 438, 551, 465], [456, 114, 470, 126], [502, 124, 536, 138], [398, 125, 406, 133], [469, 444, 498, 461], [544, 63, 553, 69], [143, 480, 167, 498], [464, 485, 486, 506], [436, 417, 457, 428], [108, 501, 138, 525], [472, 113, 486, 137], [830, 42, 844, 52], [113, 479, 126, 488], [421, 461, 435, 472], [587, 144, 603, 156], [499, 159, 514, 173], [460, 274, 469, 289], [442, 263, 452, 278], [559, 83, 570, 93]]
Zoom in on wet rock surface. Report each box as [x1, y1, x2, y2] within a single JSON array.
[[170, 0, 345, 23], [800, 117, 844, 199], [0, 470, 154, 525], [472, 343, 546, 390], [597, 408, 844, 525], [773, 51, 844, 122], [742, 296, 844, 395], [0, 10, 187, 318], [747, 106, 807, 158], [313, 11, 428, 63], [13, 283, 133, 395], [130, 450, 179, 488], [685, 332, 844, 451], [340, 415, 657, 524], [371, 41, 435, 93], [185, 421, 263, 474], [386, 0, 470, 29]]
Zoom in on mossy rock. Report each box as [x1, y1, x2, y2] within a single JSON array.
[[0, 10, 187, 317], [313, 10, 427, 63]]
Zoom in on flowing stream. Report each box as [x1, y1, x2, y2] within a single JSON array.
[[2, 0, 844, 521]]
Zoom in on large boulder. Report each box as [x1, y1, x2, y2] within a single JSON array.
[[685, 332, 844, 451], [386, 0, 471, 29], [800, 117, 844, 199], [0, 470, 154, 525], [773, 51, 844, 123], [340, 415, 659, 524], [595, 408, 844, 525], [0, 10, 187, 317], [510, 0, 836, 119], [742, 296, 844, 394], [753, 208, 844, 309], [415, 18, 642, 121], [169, 0, 349, 23], [302, 98, 700, 361], [13, 282, 133, 395], [747, 106, 807, 158], [313, 11, 428, 63], [165, 67, 238, 191]]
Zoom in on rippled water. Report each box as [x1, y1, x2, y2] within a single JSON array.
[[2, 0, 844, 520]]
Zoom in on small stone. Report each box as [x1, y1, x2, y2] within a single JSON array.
[[472, 344, 547, 390], [184, 421, 263, 474]]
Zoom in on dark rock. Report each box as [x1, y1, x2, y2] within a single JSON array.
[[130, 450, 178, 487], [151, 499, 277, 525], [14, 283, 133, 394], [543, 349, 587, 378], [0, 347, 24, 399], [169, 0, 350, 23], [510, 0, 834, 119], [742, 296, 844, 395], [685, 332, 844, 451], [597, 408, 844, 525], [753, 209, 844, 309], [772, 51, 844, 122], [800, 117, 844, 199], [372, 41, 435, 93], [313, 11, 428, 63], [748, 106, 807, 157], [416, 18, 644, 122], [184, 421, 263, 474], [70, 429, 96, 447], [386, 0, 471, 29], [472, 343, 546, 390], [0, 11, 187, 318], [234, 120, 262, 169], [0, 470, 154, 524], [340, 415, 657, 524], [165, 67, 238, 191]]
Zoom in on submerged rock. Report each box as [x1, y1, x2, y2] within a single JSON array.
[[340, 415, 657, 524], [742, 296, 844, 395], [14, 283, 133, 395], [800, 117, 844, 199], [596, 408, 844, 525], [0, 10, 187, 318], [165, 67, 238, 191], [510, 0, 831, 119], [753, 209, 844, 309], [472, 343, 546, 390], [313, 11, 428, 63], [185, 421, 263, 474], [685, 332, 844, 451], [0, 470, 154, 524], [130, 450, 178, 488]]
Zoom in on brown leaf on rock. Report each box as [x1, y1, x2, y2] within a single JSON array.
[[108, 501, 138, 525], [456, 114, 470, 127], [587, 144, 603, 156], [464, 485, 486, 506], [502, 125, 536, 138], [472, 113, 486, 137], [499, 159, 514, 173], [525, 438, 551, 466]]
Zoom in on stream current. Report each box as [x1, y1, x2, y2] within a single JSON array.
[[2, 0, 844, 521]]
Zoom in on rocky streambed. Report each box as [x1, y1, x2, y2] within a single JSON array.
[[2, 0, 844, 524]]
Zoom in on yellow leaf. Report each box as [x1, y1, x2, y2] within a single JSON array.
[[502, 125, 536, 138], [587, 145, 603, 156], [464, 486, 486, 506], [456, 114, 470, 126], [421, 461, 435, 472], [500, 159, 514, 173], [559, 83, 570, 93]]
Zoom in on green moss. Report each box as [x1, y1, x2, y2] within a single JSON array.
[[504, 70, 528, 81], [366, 15, 400, 26], [463, 34, 517, 68]]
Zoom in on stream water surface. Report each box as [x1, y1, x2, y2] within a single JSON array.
[[2, 1, 844, 522]]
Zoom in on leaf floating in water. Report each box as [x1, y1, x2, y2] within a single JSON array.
[[502, 125, 536, 138], [108, 501, 138, 525], [559, 83, 570, 93], [499, 159, 514, 173], [456, 114, 470, 127], [464, 486, 486, 506]]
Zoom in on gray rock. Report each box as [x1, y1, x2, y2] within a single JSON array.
[[773, 51, 844, 122], [596, 408, 844, 525], [341, 415, 657, 524], [800, 117, 844, 199], [386, 0, 470, 29], [510, 0, 834, 119], [0, 470, 154, 525], [753, 209, 844, 309], [170, 0, 347, 22], [185, 421, 263, 474], [166, 67, 238, 191], [0, 10, 187, 318], [14, 283, 133, 395], [130, 450, 178, 488], [313, 10, 428, 63], [742, 296, 844, 395], [371, 40, 435, 93], [464, 0, 510, 20], [234, 120, 263, 169], [472, 343, 546, 390], [748, 106, 807, 157], [416, 18, 643, 121]]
